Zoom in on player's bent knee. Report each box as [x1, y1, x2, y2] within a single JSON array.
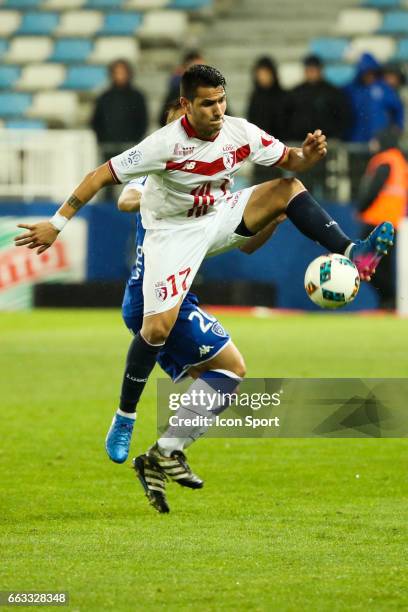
[[141, 320, 172, 345]]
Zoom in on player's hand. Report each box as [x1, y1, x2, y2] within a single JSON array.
[[14, 222, 59, 254], [302, 129, 327, 164]]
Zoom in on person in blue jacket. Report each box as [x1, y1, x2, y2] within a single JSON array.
[[344, 53, 404, 143]]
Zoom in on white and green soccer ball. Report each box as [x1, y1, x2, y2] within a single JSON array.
[[304, 254, 360, 309]]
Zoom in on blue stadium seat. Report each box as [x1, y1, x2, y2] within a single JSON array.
[[363, 0, 401, 7], [18, 12, 60, 35], [325, 64, 354, 87], [62, 65, 107, 89], [309, 38, 349, 62], [168, 0, 212, 7], [0, 66, 20, 89], [50, 39, 93, 63], [85, 0, 124, 7], [99, 12, 142, 35], [380, 11, 408, 33], [6, 118, 46, 129], [394, 38, 408, 60], [0, 40, 9, 59], [4, 0, 41, 7], [0, 93, 32, 117]]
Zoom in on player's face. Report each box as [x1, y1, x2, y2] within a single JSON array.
[[182, 86, 227, 138]]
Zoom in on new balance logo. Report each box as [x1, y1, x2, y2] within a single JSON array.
[[183, 161, 196, 170]]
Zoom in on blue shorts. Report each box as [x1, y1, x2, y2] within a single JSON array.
[[122, 279, 231, 382]]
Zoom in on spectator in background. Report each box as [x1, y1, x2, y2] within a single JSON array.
[[247, 56, 288, 140], [158, 50, 205, 126], [286, 54, 350, 142], [357, 126, 408, 309], [91, 59, 148, 162], [246, 56, 288, 184], [383, 63, 406, 92], [344, 53, 404, 143]]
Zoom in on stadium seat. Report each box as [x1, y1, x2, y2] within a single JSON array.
[[50, 39, 93, 63], [279, 62, 303, 88], [0, 40, 9, 59], [0, 93, 32, 117], [335, 9, 382, 35], [18, 12, 60, 35], [0, 11, 21, 36], [17, 64, 66, 90], [395, 38, 408, 60], [6, 118, 46, 129], [325, 64, 354, 87], [62, 65, 107, 89], [309, 38, 349, 62], [56, 11, 104, 37], [0, 66, 20, 89], [3, 0, 41, 7], [138, 10, 187, 45], [347, 36, 396, 62], [363, 0, 402, 6], [125, 0, 168, 8], [4, 37, 54, 63], [88, 37, 139, 64], [85, 0, 125, 7], [98, 12, 143, 35], [27, 90, 79, 125], [42, 0, 85, 8], [380, 11, 408, 33], [168, 0, 212, 8]]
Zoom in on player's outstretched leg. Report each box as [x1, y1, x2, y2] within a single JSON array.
[[242, 179, 394, 281], [345, 221, 394, 281], [132, 454, 169, 514]]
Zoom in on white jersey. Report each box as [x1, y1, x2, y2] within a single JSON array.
[[109, 114, 287, 229]]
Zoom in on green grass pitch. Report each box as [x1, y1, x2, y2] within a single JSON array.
[[1, 309, 408, 611]]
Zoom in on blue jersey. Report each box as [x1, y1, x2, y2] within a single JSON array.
[[121, 183, 231, 382]]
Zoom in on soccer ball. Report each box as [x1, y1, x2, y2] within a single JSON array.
[[304, 254, 360, 309]]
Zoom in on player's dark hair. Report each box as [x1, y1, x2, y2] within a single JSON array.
[[180, 65, 226, 100]]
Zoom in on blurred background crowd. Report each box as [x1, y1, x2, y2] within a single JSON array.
[[1, 0, 408, 313]]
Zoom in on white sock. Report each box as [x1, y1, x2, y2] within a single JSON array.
[[157, 437, 188, 456], [157, 369, 241, 454], [117, 408, 136, 420]]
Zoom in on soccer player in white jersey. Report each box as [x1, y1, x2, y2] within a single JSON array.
[[15, 65, 394, 513]]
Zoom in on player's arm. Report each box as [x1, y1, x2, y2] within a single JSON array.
[[277, 129, 327, 172], [117, 188, 141, 213], [14, 162, 115, 254], [239, 215, 286, 255]]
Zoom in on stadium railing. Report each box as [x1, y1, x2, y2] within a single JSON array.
[[0, 128, 97, 201]]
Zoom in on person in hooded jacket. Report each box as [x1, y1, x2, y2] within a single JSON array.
[[247, 56, 289, 183], [344, 53, 404, 144]]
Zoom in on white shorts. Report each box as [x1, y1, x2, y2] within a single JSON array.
[[142, 186, 255, 315]]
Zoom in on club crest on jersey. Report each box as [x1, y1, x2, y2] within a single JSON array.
[[155, 281, 168, 302], [223, 151, 235, 170], [211, 322, 227, 337]]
